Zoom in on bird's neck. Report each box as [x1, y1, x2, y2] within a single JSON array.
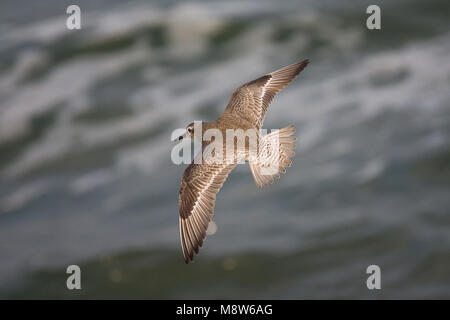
[[201, 121, 218, 133]]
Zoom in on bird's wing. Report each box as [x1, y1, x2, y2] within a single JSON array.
[[179, 160, 235, 263], [221, 59, 309, 128]]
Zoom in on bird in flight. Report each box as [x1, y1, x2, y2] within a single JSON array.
[[177, 60, 309, 263]]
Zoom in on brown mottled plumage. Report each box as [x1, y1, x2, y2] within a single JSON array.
[[179, 60, 309, 263]]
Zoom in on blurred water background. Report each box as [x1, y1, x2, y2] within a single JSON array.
[[0, 0, 449, 299]]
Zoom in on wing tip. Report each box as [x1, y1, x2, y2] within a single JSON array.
[[180, 214, 208, 264], [270, 58, 310, 80], [294, 58, 310, 73]]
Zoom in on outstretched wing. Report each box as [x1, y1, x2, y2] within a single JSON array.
[[179, 161, 235, 263], [221, 59, 309, 128]]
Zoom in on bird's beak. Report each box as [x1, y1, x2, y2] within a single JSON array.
[[177, 131, 188, 141]]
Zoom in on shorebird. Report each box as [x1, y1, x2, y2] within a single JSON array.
[[177, 60, 309, 263]]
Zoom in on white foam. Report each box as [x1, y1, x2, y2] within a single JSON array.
[[0, 180, 50, 213]]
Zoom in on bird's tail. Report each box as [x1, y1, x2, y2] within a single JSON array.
[[249, 125, 296, 188]]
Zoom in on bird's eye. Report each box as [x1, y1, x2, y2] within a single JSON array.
[[187, 128, 192, 133]]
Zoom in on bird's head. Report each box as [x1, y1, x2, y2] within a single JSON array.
[[178, 122, 196, 141]]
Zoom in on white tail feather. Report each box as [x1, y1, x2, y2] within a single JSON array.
[[249, 125, 296, 188]]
